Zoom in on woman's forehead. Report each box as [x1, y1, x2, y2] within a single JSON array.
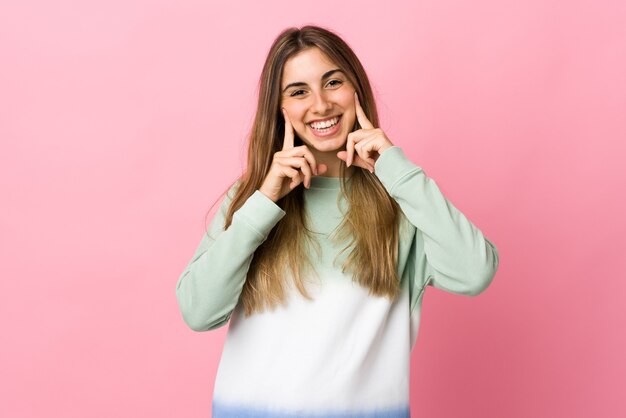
[[282, 48, 339, 83]]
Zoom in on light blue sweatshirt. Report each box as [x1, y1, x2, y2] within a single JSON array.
[[176, 145, 499, 417]]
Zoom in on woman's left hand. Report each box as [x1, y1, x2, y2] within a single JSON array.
[[336, 92, 394, 173]]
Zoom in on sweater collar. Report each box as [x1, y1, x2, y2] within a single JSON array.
[[308, 175, 351, 190]]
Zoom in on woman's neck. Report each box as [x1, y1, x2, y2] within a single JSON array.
[[312, 150, 356, 178]]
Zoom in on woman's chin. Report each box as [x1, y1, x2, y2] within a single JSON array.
[[298, 131, 348, 153], [305, 138, 346, 153]]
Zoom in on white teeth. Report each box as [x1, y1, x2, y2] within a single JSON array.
[[309, 116, 339, 129]]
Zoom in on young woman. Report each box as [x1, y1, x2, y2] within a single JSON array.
[[176, 25, 499, 418]]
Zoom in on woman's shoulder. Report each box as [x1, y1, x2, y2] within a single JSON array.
[[223, 177, 244, 201], [397, 209, 416, 240]]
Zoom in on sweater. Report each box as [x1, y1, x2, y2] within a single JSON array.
[[176, 146, 499, 418]]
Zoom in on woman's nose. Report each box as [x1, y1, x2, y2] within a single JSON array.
[[311, 91, 333, 114]]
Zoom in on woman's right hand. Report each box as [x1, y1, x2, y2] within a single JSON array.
[[259, 108, 328, 202]]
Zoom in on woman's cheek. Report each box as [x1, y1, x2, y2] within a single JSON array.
[[295, 123, 308, 139]]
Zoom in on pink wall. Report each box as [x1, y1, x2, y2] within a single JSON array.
[[1, 1, 625, 417]]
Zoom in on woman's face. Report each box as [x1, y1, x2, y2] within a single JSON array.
[[280, 47, 357, 154]]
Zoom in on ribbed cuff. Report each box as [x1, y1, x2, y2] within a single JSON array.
[[233, 190, 286, 239], [374, 146, 424, 194]]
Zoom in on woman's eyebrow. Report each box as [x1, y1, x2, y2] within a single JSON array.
[[282, 69, 344, 93]]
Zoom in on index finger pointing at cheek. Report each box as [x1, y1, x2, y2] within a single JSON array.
[[354, 92, 374, 129], [282, 107, 295, 150]]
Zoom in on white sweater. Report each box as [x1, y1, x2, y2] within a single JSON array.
[[176, 146, 500, 417]]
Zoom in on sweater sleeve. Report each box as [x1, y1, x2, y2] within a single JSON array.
[[175, 183, 287, 332], [374, 146, 499, 297]]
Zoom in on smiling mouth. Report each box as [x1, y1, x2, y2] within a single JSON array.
[[307, 115, 343, 138], [308, 115, 341, 131]]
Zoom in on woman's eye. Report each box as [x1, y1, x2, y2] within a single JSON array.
[[289, 80, 342, 97], [327, 79, 343, 87]]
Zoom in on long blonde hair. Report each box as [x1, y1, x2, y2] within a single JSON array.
[[207, 25, 401, 316]]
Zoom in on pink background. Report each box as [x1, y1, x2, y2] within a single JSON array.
[[1, 0, 625, 417]]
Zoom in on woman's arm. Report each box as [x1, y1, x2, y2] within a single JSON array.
[[175, 182, 286, 331], [374, 146, 500, 297]]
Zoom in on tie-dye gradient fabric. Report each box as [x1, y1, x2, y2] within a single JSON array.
[[176, 146, 499, 417]]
